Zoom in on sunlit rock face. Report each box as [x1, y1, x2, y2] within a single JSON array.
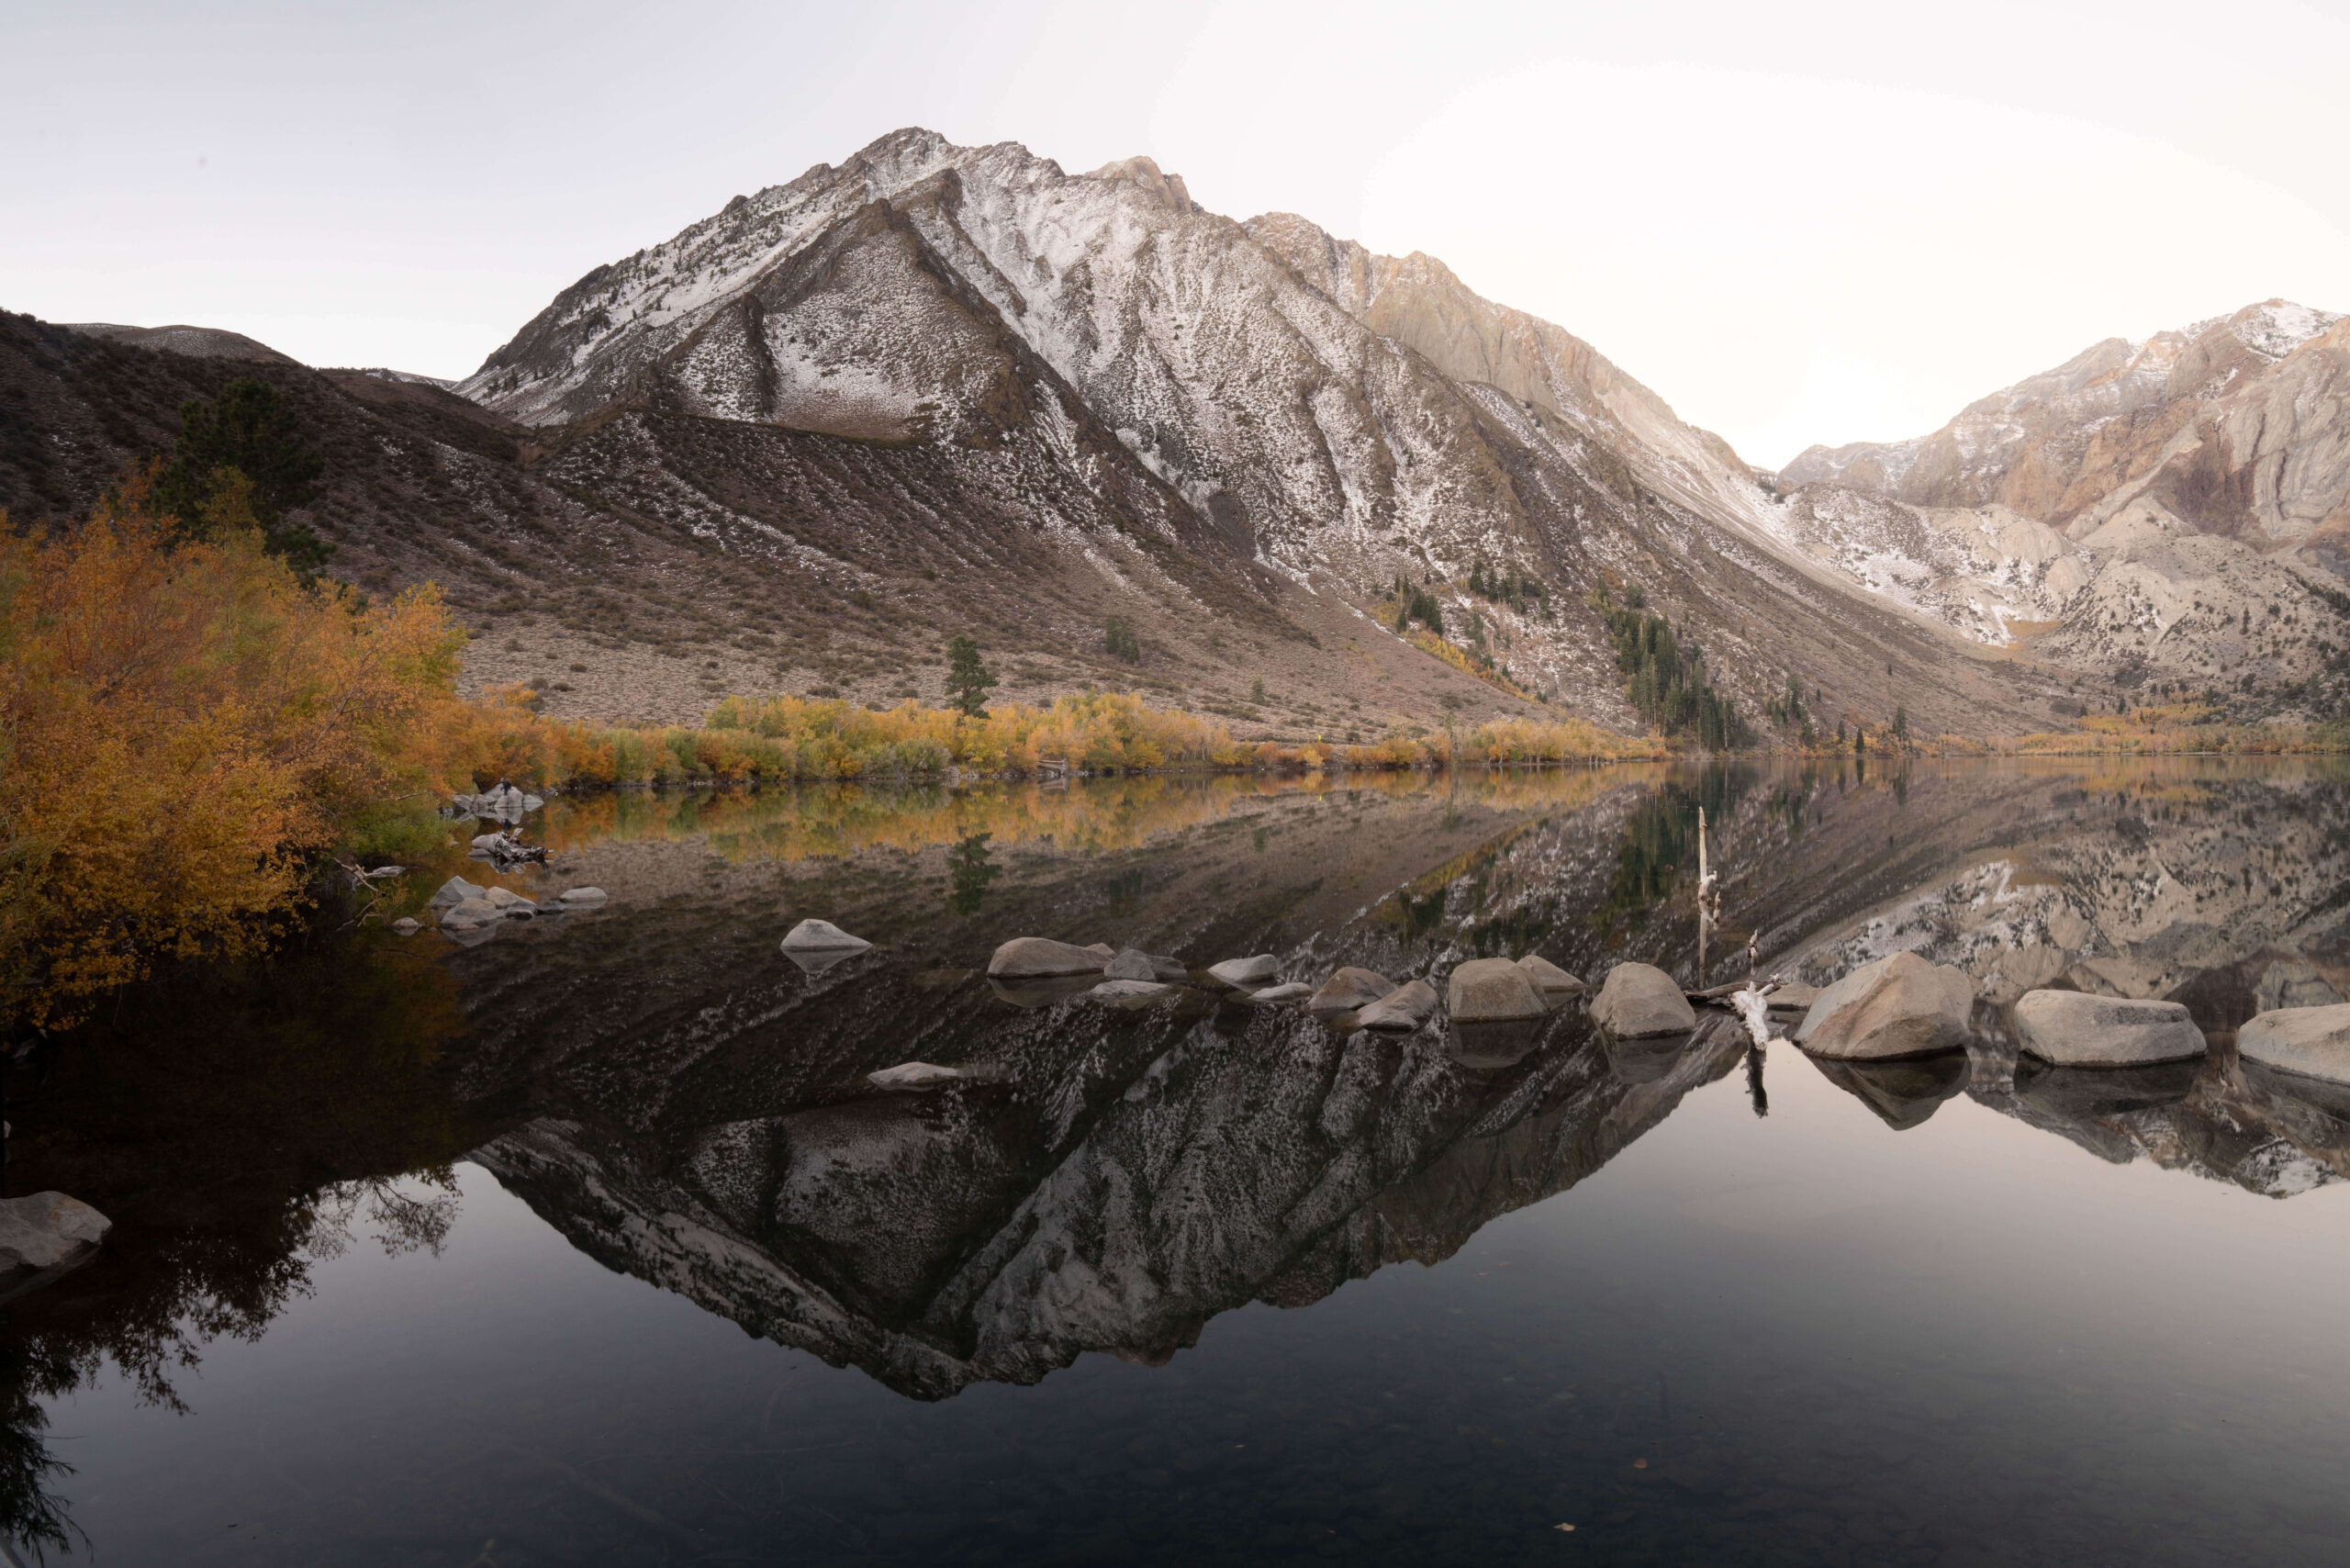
[[1777, 303, 2350, 714]]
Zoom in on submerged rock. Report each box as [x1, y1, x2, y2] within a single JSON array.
[[559, 886, 609, 905], [867, 1061, 994, 1091], [1206, 955, 1281, 990], [1237, 981, 1314, 1004], [1447, 958, 1547, 1023], [485, 886, 536, 912], [1764, 982, 1820, 1013], [1590, 963, 1696, 1038], [988, 937, 1113, 979], [1796, 952, 1973, 1059], [1088, 979, 1174, 1003], [0, 1193, 110, 1300], [2014, 990, 2207, 1066], [1355, 979, 1438, 1032], [2238, 1003, 2350, 1085], [443, 897, 502, 929], [1308, 968, 1395, 1014], [1516, 955, 1585, 996], [781, 918, 873, 954], [389, 917, 420, 935]]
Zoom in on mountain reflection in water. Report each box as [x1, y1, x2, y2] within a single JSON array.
[[8, 757, 2350, 1561]]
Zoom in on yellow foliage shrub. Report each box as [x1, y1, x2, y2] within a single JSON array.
[[1, 476, 464, 1026]]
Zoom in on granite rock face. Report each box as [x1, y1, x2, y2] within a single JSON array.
[[2013, 990, 2206, 1066], [1589, 963, 1696, 1038], [1795, 952, 1974, 1059]]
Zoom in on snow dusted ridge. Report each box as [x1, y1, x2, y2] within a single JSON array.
[[456, 127, 2075, 738]]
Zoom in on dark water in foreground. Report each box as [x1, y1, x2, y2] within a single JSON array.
[[12, 758, 2350, 1565]]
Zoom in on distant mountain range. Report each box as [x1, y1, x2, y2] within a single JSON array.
[[6, 128, 2345, 734]]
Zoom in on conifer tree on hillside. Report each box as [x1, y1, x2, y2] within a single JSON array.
[[154, 376, 333, 574], [944, 634, 997, 716]]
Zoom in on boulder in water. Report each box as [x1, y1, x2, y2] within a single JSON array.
[[559, 887, 608, 906], [1105, 948, 1188, 983], [1309, 968, 1395, 1013], [1795, 952, 1973, 1059], [1206, 955, 1281, 990], [390, 917, 420, 935], [1356, 979, 1438, 1032], [2238, 1002, 2350, 1085], [1591, 963, 1696, 1038], [988, 937, 1113, 979], [428, 876, 486, 911], [1089, 979, 1174, 1003], [1447, 958, 1548, 1022], [781, 918, 872, 954], [2014, 990, 2206, 1066], [0, 1193, 110, 1300], [1238, 981, 1314, 1005], [1516, 955, 1584, 996], [867, 1061, 992, 1091]]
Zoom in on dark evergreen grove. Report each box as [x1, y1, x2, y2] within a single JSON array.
[[1598, 585, 1747, 749]]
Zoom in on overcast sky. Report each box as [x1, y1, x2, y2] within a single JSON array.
[[6, 0, 2346, 465]]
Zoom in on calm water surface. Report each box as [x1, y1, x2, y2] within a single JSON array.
[[11, 758, 2350, 1566]]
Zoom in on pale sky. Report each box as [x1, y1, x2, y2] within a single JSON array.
[[6, 0, 2346, 466]]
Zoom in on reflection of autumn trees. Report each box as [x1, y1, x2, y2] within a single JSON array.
[[0, 930, 485, 1548], [532, 764, 1647, 866]]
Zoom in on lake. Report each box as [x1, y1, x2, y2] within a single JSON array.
[[10, 757, 2350, 1566]]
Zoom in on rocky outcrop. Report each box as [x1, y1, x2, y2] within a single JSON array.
[[1589, 963, 1695, 1038], [1795, 952, 1973, 1059], [2014, 990, 2207, 1066]]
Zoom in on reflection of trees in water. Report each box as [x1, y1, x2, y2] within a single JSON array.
[[1596, 764, 1749, 940], [0, 932, 480, 1551], [945, 832, 997, 916]]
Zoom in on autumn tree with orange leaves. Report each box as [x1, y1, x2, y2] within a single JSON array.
[[0, 468, 464, 1027]]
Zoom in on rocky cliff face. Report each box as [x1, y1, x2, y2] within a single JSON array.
[[1774, 302, 2350, 714]]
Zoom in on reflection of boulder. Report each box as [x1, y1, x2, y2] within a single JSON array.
[[2012, 1056, 2200, 1125], [1603, 1028, 1695, 1085], [1446, 1016, 1545, 1070], [2255, 958, 2344, 1014], [1807, 1050, 1970, 1130]]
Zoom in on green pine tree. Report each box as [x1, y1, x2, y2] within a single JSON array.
[[155, 375, 332, 572], [944, 634, 998, 716]]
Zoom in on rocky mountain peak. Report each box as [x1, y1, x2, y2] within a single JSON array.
[[1086, 155, 1197, 214]]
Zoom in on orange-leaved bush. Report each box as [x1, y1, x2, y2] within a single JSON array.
[[0, 470, 463, 1026]]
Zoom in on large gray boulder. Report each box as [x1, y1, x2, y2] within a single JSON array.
[[1516, 955, 1584, 996], [1590, 963, 1697, 1038], [781, 918, 872, 954], [0, 1193, 110, 1298], [442, 897, 503, 931], [1447, 958, 1547, 1023], [987, 937, 1113, 979], [1308, 968, 1395, 1013], [2013, 990, 2206, 1066], [1356, 979, 1438, 1032], [1795, 952, 1973, 1059], [2238, 1002, 2350, 1085], [1206, 955, 1281, 990]]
